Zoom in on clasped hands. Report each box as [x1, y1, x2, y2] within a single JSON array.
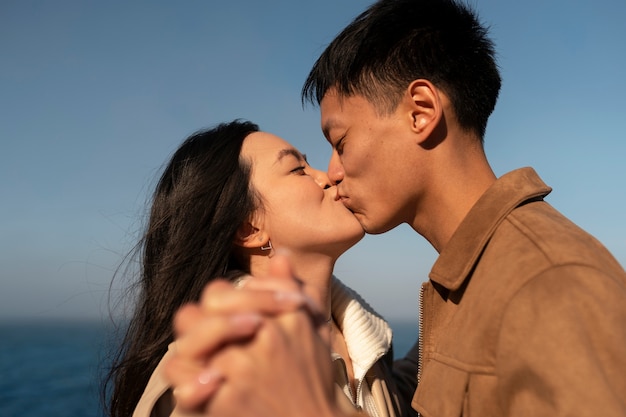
[[164, 253, 340, 417]]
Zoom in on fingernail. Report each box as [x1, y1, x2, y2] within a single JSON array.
[[303, 294, 322, 312], [274, 291, 305, 304], [230, 313, 262, 328], [198, 368, 222, 385]]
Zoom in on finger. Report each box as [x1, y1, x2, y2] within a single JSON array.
[[172, 303, 205, 336], [272, 308, 331, 348], [238, 277, 328, 326], [166, 356, 224, 411], [316, 314, 332, 345], [163, 352, 206, 387], [199, 279, 307, 315], [201, 313, 335, 417], [233, 252, 301, 290], [241, 275, 301, 292], [174, 309, 262, 359], [265, 254, 328, 320], [266, 252, 296, 282]]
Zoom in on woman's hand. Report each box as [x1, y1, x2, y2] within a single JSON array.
[[169, 308, 338, 417], [164, 253, 335, 415]]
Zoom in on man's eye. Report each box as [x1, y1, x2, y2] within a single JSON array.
[[335, 137, 345, 155]]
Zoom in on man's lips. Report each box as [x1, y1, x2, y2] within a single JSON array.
[[334, 189, 346, 201], [335, 193, 354, 212], [332, 187, 356, 212]]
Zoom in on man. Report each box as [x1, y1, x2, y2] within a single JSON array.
[[166, 0, 626, 416]]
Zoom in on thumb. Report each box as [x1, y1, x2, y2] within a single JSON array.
[[267, 251, 297, 283], [243, 251, 300, 292], [268, 253, 328, 332], [248, 252, 327, 328]]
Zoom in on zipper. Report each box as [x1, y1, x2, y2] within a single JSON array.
[[355, 349, 385, 417], [417, 283, 425, 417]]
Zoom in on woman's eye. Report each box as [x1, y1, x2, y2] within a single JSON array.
[[291, 166, 306, 175]]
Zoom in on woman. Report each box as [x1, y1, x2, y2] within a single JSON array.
[[103, 120, 410, 417]]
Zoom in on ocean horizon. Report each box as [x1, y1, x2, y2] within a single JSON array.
[[0, 318, 418, 417]]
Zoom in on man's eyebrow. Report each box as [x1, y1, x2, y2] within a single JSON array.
[[321, 118, 341, 140], [276, 148, 306, 164]]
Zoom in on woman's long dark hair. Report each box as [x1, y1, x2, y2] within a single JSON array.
[[102, 120, 260, 417]]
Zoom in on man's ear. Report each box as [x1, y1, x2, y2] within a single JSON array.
[[406, 79, 443, 143], [234, 221, 270, 249]]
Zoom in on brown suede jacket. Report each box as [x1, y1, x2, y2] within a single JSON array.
[[411, 167, 626, 417]]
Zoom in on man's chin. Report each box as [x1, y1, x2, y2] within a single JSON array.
[[354, 216, 381, 235], [351, 211, 398, 234], [358, 217, 398, 235]]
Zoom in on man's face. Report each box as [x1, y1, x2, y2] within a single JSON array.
[[320, 88, 422, 234]]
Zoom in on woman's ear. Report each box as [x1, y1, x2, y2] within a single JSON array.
[[234, 221, 270, 249], [406, 79, 443, 142]]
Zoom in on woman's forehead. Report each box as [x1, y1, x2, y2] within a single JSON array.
[[242, 132, 299, 163]]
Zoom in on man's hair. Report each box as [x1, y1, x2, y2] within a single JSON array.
[[302, 0, 501, 140]]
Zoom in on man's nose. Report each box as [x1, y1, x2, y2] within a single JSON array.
[[327, 152, 344, 186]]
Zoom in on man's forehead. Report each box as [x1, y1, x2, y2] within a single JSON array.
[[320, 90, 349, 136], [321, 116, 343, 139]]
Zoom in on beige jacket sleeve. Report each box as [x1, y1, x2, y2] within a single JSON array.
[[132, 346, 204, 417]]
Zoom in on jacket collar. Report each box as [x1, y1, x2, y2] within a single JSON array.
[[429, 167, 552, 291]]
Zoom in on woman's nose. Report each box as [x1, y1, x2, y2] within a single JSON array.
[[311, 167, 332, 189]]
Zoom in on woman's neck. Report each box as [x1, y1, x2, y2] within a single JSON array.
[[249, 251, 336, 320]]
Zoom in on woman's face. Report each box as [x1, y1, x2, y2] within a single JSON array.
[[242, 131, 364, 257]]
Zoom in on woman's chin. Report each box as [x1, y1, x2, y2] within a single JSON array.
[[336, 231, 365, 255]]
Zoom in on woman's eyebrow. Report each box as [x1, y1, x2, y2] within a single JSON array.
[[276, 148, 306, 164]]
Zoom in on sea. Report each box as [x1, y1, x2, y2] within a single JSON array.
[[0, 319, 418, 417]]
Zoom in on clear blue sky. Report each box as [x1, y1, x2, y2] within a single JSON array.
[[1, 0, 625, 321]]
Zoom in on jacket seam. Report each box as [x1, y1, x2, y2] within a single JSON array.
[[429, 351, 495, 375]]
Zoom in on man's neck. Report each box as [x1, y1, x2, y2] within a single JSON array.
[[412, 142, 496, 253]]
